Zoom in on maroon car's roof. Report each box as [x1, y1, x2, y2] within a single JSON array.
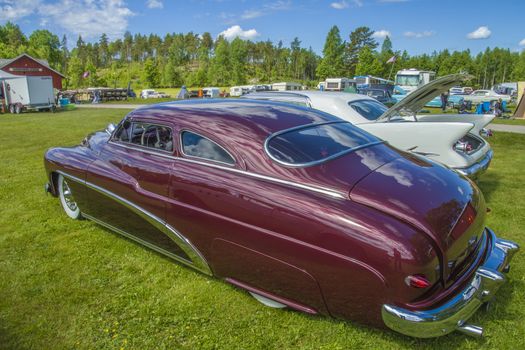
[[128, 99, 341, 146]]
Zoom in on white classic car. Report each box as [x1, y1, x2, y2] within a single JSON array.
[[463, 90, 511, 104], [242, 74, 494, 178], [140, 89, 170, 99]]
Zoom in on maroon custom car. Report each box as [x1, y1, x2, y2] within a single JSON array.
[[44, 100, 518, 338]]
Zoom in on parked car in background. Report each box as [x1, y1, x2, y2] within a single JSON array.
[[140, 89, 170, 99], [463, 90, 512, 104], [202, 87, 220, 98], [44, 100, 518, 338], [450, 87, 473, 95], [426, 94, 464, 108], [243, 74, 494, 178], [357, 88, 396, 106]]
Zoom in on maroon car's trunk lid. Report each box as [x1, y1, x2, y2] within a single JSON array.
[[349, 152, 486, 285]]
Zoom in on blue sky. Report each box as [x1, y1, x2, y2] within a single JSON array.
[[2, 0, 524, 55]]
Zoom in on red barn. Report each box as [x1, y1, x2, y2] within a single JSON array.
[[0, 53, 65, 90]]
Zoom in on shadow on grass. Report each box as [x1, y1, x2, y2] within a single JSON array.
[[477, 171, 502, 203]]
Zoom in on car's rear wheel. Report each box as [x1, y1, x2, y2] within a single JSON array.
[[58, 174, 81, 219], [249, 292, 286, 309]]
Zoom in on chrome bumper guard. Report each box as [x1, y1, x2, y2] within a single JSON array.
[[456, 149, 493, 178], [382, 228, 519, 338]]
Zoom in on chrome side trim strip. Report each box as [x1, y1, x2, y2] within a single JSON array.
[[108, 141, 346, 199], [173, 157, 347, 199], [57, 170, 213, 276]]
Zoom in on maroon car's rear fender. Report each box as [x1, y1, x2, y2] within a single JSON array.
[[350, 151, 486, 286]]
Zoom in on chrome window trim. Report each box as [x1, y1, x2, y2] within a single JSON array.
[[56, 170, 213, 276], [264, 121, 384, 168], [108, 138, 345, 199], [179, 129, 237, 167], [111, 120, 175, 155]]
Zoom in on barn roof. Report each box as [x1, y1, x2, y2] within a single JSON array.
[[0, 53, 65, 78]]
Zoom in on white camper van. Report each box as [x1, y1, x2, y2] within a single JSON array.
[[3, 76, 56, 113], [395, 69, 435, 94]]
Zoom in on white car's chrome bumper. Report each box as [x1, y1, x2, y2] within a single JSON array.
[[455, 149, 493, 178]]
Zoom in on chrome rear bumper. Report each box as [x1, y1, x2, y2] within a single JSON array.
[[382, 228, 518, 338], [455, 149, 493, 178]]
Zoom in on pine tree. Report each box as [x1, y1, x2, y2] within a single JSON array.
[[142, 57, 160, 87], [345, 26, 378, 76], [355, 46, 383, 77], [316, 26, 344, 80]]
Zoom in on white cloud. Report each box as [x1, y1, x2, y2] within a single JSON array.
[[330, 1, 349, 9], [373, 29, 391, 39], [404, 30, 435, 38], [241, 10, 264, 19], [222, 1, 291, 23], [0, 0, 40, 21], [519, 38, 525, 46], [265, 0, 291, 11], [331, 0, 362, 8], [219, 25, 259, 41], [146, 0, 163, 9], [467, 26, 491, 40], [38, 0, 134, 40]]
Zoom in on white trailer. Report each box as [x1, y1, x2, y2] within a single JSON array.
[[271, 82, 302, 91], [324, 78, 356, 91], [3, 76, 55, 113]]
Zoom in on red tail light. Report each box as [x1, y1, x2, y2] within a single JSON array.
[[405, 274, 431, 288]]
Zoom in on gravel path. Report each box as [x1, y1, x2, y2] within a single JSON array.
[[488, 123, 525, 135], [74, 103, 145, 109]]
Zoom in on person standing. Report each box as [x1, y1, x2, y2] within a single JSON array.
[[440, 91, 449, 112]]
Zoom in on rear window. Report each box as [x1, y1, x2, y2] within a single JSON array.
[[348, 100, 388, 120], [266, 122, 381, 167]]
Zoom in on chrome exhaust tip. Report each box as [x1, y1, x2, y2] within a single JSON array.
[[457, 324, 483, 338]]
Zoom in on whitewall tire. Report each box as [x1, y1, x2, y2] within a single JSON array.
[[58, 174, 81, 219]]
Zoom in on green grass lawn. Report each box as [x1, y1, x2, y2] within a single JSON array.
[[1, 109, 524, 349]]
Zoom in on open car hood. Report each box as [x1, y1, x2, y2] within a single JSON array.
[[379, 73, 472, 121]]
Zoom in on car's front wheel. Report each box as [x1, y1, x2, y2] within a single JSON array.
[[57, 174, 81, 219]]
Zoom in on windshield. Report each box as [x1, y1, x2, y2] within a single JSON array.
[[348, 100, 388, 121], [395, 75, 420, 87], [266, 122, 380, 167]]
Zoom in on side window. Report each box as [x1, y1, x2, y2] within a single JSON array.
[[114, 120, 132, 142], [181, 131, 235, 165], [124, 122, 173, 152]]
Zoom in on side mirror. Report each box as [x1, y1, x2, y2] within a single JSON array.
[[106, 123, 116, 135]]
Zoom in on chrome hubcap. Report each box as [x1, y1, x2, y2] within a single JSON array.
[[62, 179, 78, 211]]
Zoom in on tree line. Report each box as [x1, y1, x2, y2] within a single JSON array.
[[0, 22, 524, 90]]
